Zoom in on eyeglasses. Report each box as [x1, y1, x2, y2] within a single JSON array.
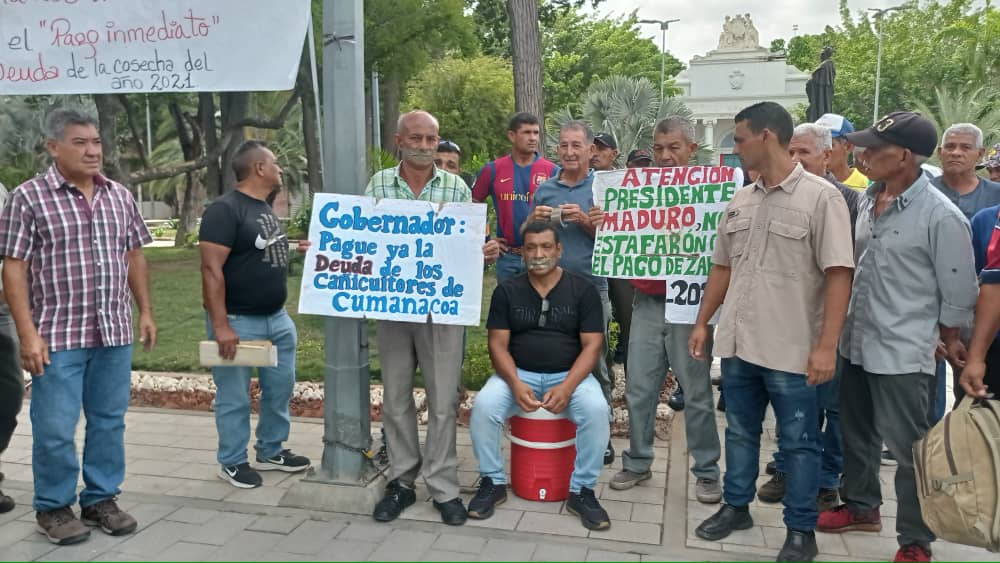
[[538, 298, 550, 328], [437, 140, 461, 154]]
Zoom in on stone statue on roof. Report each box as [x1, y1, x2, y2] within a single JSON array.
[[717, 14, 761, 50]]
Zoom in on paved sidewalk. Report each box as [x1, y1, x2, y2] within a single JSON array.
[[0, 363, 992, 561]]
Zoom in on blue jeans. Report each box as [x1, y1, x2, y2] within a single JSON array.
[[495, 252, 526, 283], [206, 310, 297, 466], [721, 357, 820, 531], [31, 345, 132, 512], [471, 369, 610, 492], [774, 359, 843, 490]]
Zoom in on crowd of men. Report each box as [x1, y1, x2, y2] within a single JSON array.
[[0, 100, 999, 563]]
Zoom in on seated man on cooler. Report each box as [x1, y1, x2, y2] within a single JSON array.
[[468, 221, 612, 531]]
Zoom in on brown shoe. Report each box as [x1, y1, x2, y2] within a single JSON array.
[[36, 506, 91, 545], [81, 499, 137, 536]]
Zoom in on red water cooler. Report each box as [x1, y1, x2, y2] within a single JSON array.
[[508, 408, 577, 502]]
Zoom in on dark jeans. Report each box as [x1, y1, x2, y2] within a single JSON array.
[[839, 358, 935, 547], [0, 307, 23, 458], [607, 278, 634, 368], [928, 360, 946, 425], [774, 358, 842, 490], [721, 357, 820, 532]]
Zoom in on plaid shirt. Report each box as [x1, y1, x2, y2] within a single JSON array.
[[365, 165, 471, 203], [0, 165, 152, 352]]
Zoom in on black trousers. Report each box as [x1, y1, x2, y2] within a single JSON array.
[[0, 306, 24, 457]]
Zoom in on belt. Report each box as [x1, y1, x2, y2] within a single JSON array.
[[507, 246, 523, 255]]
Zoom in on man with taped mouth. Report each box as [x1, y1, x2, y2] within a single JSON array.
[[366, 111, 499, 526], [467, 221, 611, 532]]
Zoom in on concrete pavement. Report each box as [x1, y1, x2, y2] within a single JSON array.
[[0, 363, 992, 561]]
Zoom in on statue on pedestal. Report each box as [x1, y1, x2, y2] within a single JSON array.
[[717, 14, 761, 50], [806, 46, 836, 122]]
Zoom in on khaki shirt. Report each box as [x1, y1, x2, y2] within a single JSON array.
[[712, 164, 855, 374]]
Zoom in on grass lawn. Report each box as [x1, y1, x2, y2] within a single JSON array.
[[132, 247, 498, 390]]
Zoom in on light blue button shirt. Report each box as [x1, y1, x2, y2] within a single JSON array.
[[840, 173, 978, 375]]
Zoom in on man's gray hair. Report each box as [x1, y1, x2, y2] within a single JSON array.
[[654, 115, 696, 144], [792, 123, 833, 152], [942, 123, 984, 149], [45, 109, 99, 141], [560, 120, 594, 143]]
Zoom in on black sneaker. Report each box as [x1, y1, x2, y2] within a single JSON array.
[[372, 480, 415, 522], [467, 477, 507, 519], [757, 472, 786, 503], [432, 498, 467, 526], [255, 449, 311, 473], [604, 441, 615, 466], [668, 386, 685, 411], [0, 472, 14, 514], [695, 504, 753, 541], [566, 487, 611, 531], [817, 488, 839, 513], [218, 463, 263, 489]]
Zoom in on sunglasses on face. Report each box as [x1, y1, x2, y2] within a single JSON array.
[[538, 298, 550, 328]]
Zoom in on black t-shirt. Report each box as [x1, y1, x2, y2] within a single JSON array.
[[487, 270, 604, 373], [199, 190, 289, 315]]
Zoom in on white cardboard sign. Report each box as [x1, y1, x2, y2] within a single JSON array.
[[298, 193, 487, 326], [0, 0, 310, 94]]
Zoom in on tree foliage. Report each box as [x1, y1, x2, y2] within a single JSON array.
[[546, 76, 704, 165], [784, 0, 998, 129], [468, 0, 605, 58], [404, 55, 516, 161], [543, 10, 684, 116]]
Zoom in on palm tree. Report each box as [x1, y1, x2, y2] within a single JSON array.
[[545, 75, 707, 165], [915, 85, 1000, 162]]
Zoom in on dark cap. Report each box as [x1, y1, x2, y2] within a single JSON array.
[[594, 132, 617, 150], [845, 111, 938, 157], [626, 149, 653, 165]]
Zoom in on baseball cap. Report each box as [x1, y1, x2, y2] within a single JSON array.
[[986, 143, 1000, 169], [845, 111, 938, 158], [815, 113, 854, 139], [626, 149, 653, 165], [594, 132, 617, 150]]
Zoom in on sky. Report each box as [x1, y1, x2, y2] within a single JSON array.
[[588, 0, 919, 65]]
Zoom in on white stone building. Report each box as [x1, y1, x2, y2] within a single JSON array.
[[674, 14, 809, 166]]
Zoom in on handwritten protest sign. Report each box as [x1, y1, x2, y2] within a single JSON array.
[[0, 0, 309, 94], [298, 194, 487, 326], [591, 166, 743, 324]]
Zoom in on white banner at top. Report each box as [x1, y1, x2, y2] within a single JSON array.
[[0, 0, 310, 94]]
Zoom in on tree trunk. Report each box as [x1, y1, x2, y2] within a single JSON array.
[[508, 0, 545, 131], [298, 42, 323, 196], [219, 92, 250, 193], [380, 73, 401, 155], [199, 93, 222, 198], [93, 94, 124, 182], [168, 102, 206, 246]]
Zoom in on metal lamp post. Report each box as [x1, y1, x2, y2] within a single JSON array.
[[639, 18, 679, 104], [869, 4, 911, 123]]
